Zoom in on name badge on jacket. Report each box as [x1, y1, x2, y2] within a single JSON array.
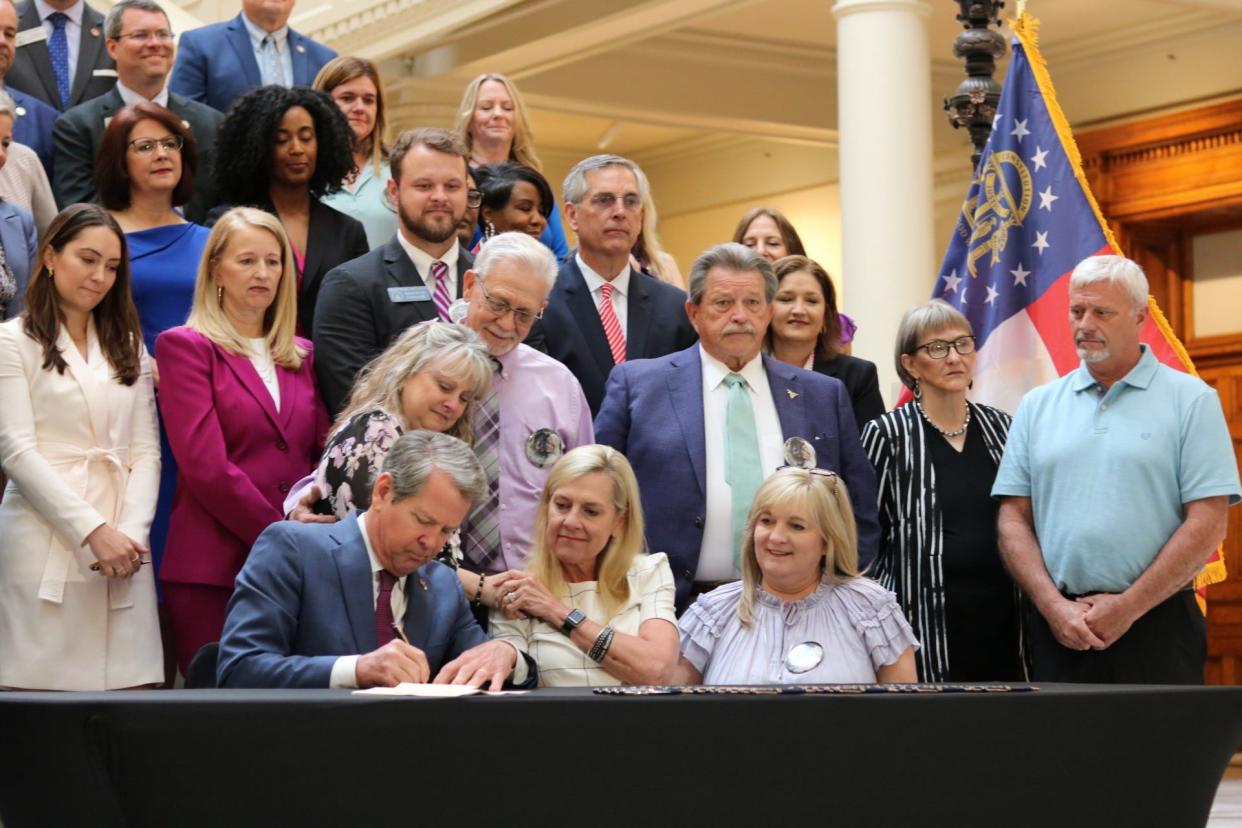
[[387, 286, 431, 303]]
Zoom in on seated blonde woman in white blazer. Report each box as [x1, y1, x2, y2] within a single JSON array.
[[0, 204, 162, 690]]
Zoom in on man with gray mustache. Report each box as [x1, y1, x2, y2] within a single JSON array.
[[994, 254, 1240, 684], [594, 242, 879, 611]]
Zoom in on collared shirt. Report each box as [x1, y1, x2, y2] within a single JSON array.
[[115, 80, 169, 108], [398, 233, 460, 301], [696, 346, 784, 581], [993, 345, 1242, 595], [240, 13, 293, 88], [330, 511, 409, 688], [322, 161, 397, 250], [34, 0, 83, 91], [329, 512, 529, 688], [488, 343, 594, 572], [576, 253, 630, 337]]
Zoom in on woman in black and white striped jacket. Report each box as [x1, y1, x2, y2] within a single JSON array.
[[861, 301, 1023, 683]]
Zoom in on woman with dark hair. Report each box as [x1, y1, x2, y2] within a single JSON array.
[[97, 102, 211, 584], [314, 56, 397, 250], [733, 207, 858, 350], [0, 204, 163, 690], [472, 161, 552, 244], [212, 85, 368, 335], [768, 255, 883, 427]]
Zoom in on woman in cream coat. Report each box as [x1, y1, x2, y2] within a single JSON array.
[[0, 204, 162, 690]]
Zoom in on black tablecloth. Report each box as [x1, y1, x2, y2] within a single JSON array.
[[2, 684, 1240, 828]]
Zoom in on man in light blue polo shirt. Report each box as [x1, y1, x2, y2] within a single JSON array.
[[994, 254, 1240, 684]]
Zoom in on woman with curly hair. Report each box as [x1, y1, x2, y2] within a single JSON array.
[[314, 56, 397, 251], [212, 85, 368, 335]]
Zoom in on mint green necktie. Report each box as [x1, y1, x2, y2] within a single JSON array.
[[723, 373, 762, 570]]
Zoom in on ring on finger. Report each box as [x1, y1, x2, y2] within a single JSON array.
[[505, 592, 516, 604]]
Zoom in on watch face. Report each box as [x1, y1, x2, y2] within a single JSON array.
[[563, 609, 585, 633]]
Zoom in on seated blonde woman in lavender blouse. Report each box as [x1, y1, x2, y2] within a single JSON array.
[[672, 467, 919, 686]]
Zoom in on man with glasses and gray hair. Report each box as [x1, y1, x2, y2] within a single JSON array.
[[995, 254, 1240, 684], [530, 154, 697, 415], [218, 430, 537, 689], [50, 0, 222, 219], [595, 241, 879, 610]]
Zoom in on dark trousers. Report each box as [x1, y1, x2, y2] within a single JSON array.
[[1026, 590, 1206, 684]]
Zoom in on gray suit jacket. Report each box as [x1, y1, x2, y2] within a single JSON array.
[[8, 1, 115, 112], [52, 87, 223, 222]]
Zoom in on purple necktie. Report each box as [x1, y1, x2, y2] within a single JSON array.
[[375, 570, 397, 647], [431, 261, 452, 322]]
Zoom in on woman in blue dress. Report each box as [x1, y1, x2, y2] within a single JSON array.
[[96, 102, 210, 596]]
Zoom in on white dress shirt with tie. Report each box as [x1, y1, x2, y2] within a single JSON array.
[[399, 234, 460, 302], [576, 253, 630, 338]]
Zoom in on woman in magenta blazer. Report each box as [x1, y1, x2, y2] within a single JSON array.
[[156, 207, 329, 676]]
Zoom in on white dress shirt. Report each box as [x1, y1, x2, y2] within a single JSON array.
[[576, 253, 630, 338], [696, 347, 784, 581], [116, 80, 169, 108], [329, 512, 529, 688], [33, 0, 82, 91], [399, 234, 460, 301], [329, 512, 409, 688]]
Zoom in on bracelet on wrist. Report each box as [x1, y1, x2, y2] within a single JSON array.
[[472, 572, 486, 607], [587, 625, 615, 663]]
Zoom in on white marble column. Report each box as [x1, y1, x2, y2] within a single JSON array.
[[831, 0, 936, 406]]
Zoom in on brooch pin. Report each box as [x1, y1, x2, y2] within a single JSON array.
[[786, 389, 798, 399]]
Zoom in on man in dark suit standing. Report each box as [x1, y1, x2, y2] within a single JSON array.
[[169, 0, 335, 115], [7, 0, 114, 112], [0, 0, 58, 177], [314, 127, 474, 416], [532, 154, 696, 415], [594, 243, 880, 610], [218, 430, 534, 690], [50, 0, 221, 221]]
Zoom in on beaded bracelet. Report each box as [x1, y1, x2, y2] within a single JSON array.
[[587, 625, 615, 663], [472, 573, 486, 607]]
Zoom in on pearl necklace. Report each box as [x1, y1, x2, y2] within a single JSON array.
[[915, 399, 971, 438]]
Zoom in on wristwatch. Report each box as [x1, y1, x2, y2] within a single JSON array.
[[560, 608, 587, 636]]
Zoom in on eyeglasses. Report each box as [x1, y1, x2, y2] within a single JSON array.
[[128, 135, 184, 155], [776, 465, 838, 492], [476, 278, 542, 326], [115, 29, 175, 43], [467, 189, 483, 209], [913, 335, 976, 359], [588, 193, 642, 212]]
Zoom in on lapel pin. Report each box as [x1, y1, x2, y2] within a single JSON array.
[[786, 389, 798, 400], [296, 43, 305, 53], [89, 25, 100, 37], [14, 106, 25, 117], [419, 578, 429, 591], [181, 120, 190, 130]]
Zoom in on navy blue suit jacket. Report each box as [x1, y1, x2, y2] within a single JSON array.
[[217, 514, 528, 688], [0, 200, 38, 320], [529, 260, 698, 415], [10, 88, 57, 177], [594, 345, 880, 609], [170, 13, 337, 114]]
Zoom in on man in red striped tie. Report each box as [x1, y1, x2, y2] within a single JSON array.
[[530, 154, 697, 415]]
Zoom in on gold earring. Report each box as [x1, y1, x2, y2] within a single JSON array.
[[217, 285, 223, 303]]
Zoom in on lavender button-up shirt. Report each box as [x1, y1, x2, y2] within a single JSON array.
[[488, 343, 594, 572]]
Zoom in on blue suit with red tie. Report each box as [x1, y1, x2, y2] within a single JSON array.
[[217, 514, 536, 688]]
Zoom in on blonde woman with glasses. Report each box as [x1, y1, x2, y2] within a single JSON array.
[[156, 207, 330, 677]]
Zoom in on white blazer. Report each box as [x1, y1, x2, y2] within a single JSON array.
[[0, 316, 163, 689]]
